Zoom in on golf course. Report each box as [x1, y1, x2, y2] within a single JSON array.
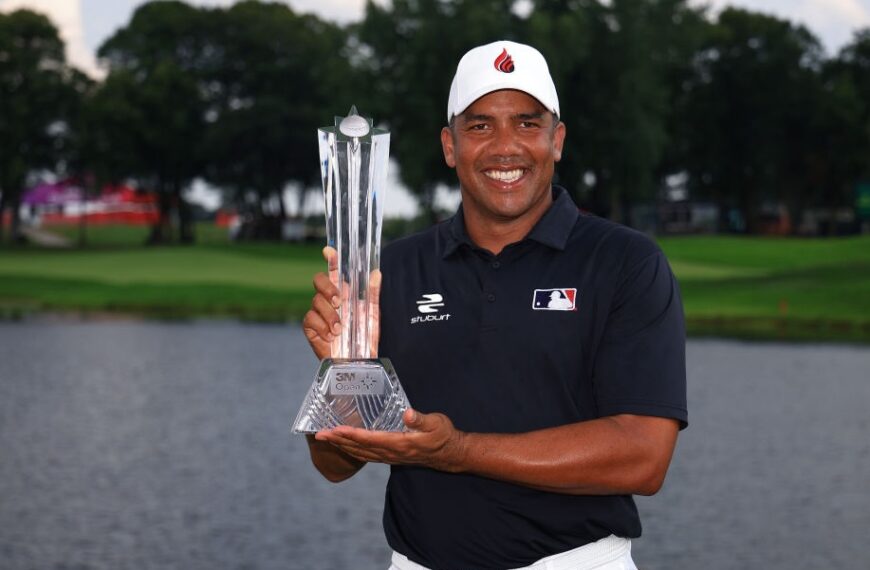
[[0, 225, 868, 343]]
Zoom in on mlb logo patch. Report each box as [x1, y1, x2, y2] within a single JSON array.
[[532, 288, 577, 311]]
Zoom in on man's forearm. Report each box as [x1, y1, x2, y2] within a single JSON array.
[[455, 415, 679, 496], [305, 435, 366, 482]]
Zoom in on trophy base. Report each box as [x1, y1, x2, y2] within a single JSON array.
[[291, 358, 411, 434]]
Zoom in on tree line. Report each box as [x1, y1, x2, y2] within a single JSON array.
[[1, 0, 869, 244]]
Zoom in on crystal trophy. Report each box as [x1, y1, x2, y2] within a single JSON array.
[[292, 107, 411, 434]]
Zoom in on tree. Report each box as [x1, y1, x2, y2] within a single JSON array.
[[81, 65, 204, 243], [822, 30, 870, 217], [0, 9, 84, 243], [679, 8, 825, 232], [97, 0, 210, 243], [201, 1, 355, 233], [357, 0, 521, 221], [98, 1, 354, 241], [526, 0, 708, 223], [357, 0, 707, 225]]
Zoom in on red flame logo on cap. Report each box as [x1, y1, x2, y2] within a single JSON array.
[[493, 48, 515, 73]]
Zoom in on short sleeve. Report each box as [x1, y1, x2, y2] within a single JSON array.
[[592, 249, 688, 428]]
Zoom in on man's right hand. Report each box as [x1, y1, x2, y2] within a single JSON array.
[[302, 246, 369, 482], [301, 246, 382, 360], [303, 246, 341, 360]]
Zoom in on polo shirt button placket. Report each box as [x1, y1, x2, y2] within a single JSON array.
[[479, 253, 500, 327]]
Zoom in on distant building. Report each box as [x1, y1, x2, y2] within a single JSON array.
[[23, 180, 160, 226]]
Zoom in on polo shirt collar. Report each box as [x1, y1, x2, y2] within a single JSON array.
[[441, 185, 578, 258], [526, 186, 579, 250]]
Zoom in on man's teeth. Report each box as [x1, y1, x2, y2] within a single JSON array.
[[485, 169, 524, 182]]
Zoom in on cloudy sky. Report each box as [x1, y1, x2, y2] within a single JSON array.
[[1, 0, 869, 78]]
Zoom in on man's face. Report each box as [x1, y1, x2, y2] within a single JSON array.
[[440, 89, 566, 225]]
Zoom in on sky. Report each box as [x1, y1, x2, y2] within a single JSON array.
[[2, 0, 869, 214]]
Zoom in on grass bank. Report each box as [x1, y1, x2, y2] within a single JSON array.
[[1, 226, 868, 342], [658, 236, 870, 342], [0, 232, 323, 321]]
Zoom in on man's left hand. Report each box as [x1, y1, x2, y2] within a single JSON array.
[[314, 409, 467, 473]]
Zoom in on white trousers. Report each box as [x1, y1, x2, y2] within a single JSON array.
[[388, 534, 637, 570]]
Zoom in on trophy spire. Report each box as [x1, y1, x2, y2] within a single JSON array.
[[338, 105, 371, 138]]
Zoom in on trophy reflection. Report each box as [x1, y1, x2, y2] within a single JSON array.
[[292, 107, 411, 434]]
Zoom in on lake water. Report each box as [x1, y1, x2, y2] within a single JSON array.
[[0, 321, 868, 570]]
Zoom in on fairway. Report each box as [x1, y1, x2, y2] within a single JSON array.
[[659, 236, 870, 341], [0, 241, 324, 321], [0, 230, 868, 341], [0, 247, 320, 289]]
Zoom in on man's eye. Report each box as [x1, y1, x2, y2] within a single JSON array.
[[519, 121, 540, 128], [469, 123, 489, 130]]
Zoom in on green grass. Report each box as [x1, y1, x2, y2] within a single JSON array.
[[659, 235, 870, 271], [658, 235, 870, 342], [48, 222, 231, 247], [0, 246, 318, 289], [1, 227, 869, 342], [0, 228, 323, 321]]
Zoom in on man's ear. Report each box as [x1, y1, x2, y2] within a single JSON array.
[[553, 121, 566, 163], [441, 127, 456, 168]]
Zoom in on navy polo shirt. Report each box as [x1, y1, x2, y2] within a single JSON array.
[[378, 186, 687, 570]]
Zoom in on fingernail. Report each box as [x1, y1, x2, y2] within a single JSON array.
[[331, 296, 340, 308], [332, 322, 341, 335]]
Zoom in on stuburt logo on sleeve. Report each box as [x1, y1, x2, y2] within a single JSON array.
[[411, 293, 451, 324]]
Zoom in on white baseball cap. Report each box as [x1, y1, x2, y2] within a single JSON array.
[[446, 40, 560, 123]]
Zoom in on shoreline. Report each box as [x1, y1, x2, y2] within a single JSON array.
[[4, 306, 869, 344]]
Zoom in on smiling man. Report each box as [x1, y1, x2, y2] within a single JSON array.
[[303, 41, 688, 570]]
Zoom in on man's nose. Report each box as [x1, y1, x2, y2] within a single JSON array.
[[489, 124, 522, 157]]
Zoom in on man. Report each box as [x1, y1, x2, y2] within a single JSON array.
[[303, 40, 687, 570]]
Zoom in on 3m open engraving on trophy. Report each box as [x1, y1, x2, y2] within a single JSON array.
[[291, 107, 411, 434]]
